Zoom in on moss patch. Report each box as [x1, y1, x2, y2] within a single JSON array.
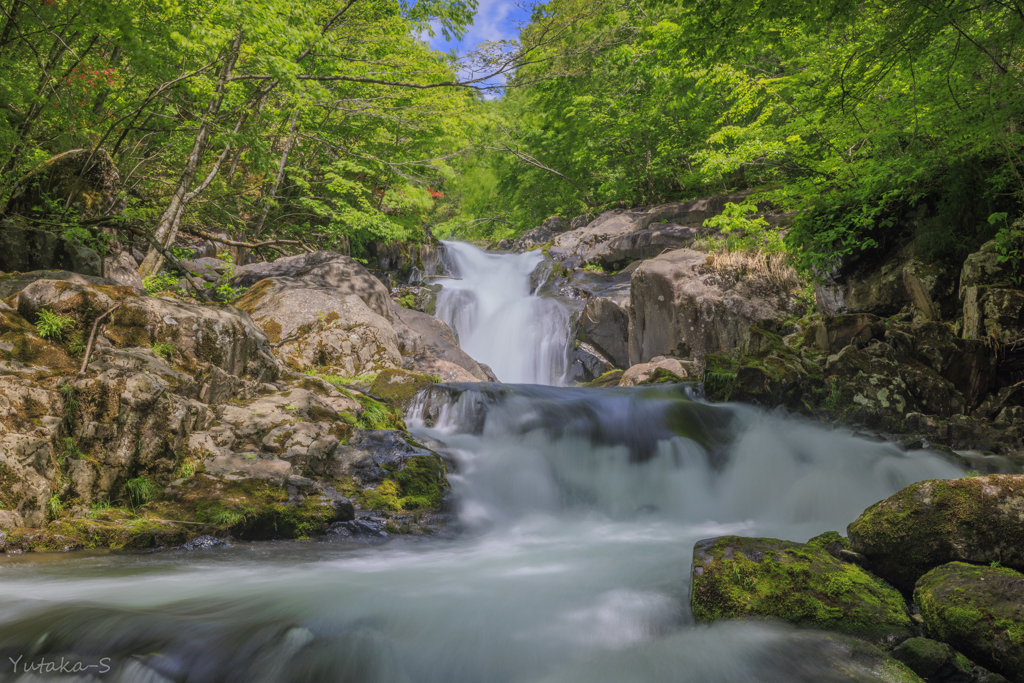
[[914, 562, 1024, 681], [691, 535, 913, 643], [370, 368, 434, 410], [581, 369, 623, 388]]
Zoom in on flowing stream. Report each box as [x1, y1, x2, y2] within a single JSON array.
[[0, 245, 967, 683]]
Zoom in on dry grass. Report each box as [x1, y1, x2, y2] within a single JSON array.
[[702, 249, 803, 293]]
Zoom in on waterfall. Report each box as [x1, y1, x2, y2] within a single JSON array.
[[435, 241, 572, 385]]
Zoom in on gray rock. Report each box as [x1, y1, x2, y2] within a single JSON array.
[[0, 510, 25, 532], [391, 303, 494, 381], [236, 277, 400, 377], [230, 251, 393, 322], [103, 251, 144, 290], [963, 286, 1024, 341], [627, 248, 791, 365]]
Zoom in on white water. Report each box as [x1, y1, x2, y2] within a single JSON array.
[[436, 241, 572, 385], [0, 385, 964, 683]]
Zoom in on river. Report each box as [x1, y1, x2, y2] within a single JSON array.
[[0, 243, 964, 682]]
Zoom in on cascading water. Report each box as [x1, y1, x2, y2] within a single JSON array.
[[435, 241, 572, 384], [0, 380, 965, 683]]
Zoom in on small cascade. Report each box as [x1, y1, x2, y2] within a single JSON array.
[[435, 241, 572, 385]]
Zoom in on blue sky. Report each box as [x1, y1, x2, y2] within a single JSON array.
[[426, 0, 531, 57]]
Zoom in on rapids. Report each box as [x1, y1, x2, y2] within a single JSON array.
[[0, 245, 966, 683]]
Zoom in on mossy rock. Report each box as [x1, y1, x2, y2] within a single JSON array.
[[338, 453, 449, 512], [369, 368, 435, 410], [691, 535, 914, 644], [915, 562, 1024, 682], [581, 369, 623, 388], [847, 475, 1024, 592], [7, 517, 193, 552], [891, 637, 977, 681]]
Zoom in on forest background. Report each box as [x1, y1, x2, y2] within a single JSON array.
[[1, 0, 1022, 281]]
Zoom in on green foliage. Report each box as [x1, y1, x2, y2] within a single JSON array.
[[992, 216, 1024, 287], [143, 274, 181, 296], [701, 202, 782, 253], [47, 495, 63, 521], [123, 477, 157, 511], [35, 309, 76, 341], [152, 343, 175, 361]]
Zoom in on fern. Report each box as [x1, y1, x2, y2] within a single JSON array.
[[35, 309, 75, 340]]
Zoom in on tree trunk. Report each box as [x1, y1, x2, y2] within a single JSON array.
[[138, 30, 244, 278]]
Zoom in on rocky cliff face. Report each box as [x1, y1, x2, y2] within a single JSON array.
[[0, 249, 491, 552]]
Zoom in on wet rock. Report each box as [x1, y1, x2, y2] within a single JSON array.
[[576, 297, 630, 368], [571, 341, 616, 382], [327, 517, 389, 540], [175, 535, 227, 551], [847, 475, 1024, 592], [628, 248, 792, 365], [230, 251, 393, 321], [915, 562, 1024, 682], [580, 369, 624, 388], [328, 430, 449, 511], [691, 534, 914, 644], [891, 637, 985, 683]]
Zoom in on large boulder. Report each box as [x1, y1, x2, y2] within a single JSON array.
[[391, 303, 495, 382], [3, 149, 123, 218], [235, 277, 399, 377], [620, 356, 697, 387], [102, 251, 144, 290], [627, 248, 792, 365], [847, 476, 1024, 592], [691, 534, 914, 644], [915, 562, 1024, 682], [230, 251, 393, 322], [0, 222, 102, 277]]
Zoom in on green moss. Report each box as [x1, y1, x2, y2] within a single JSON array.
[[847, 476, 1024, 591], [11, 517, 193, 552], [369, 368, 434, 409], [355, 454, 448, 512], [914, 562, 1024, 680], [581, 369, 623, 388], [691, 535, 913, 642]]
